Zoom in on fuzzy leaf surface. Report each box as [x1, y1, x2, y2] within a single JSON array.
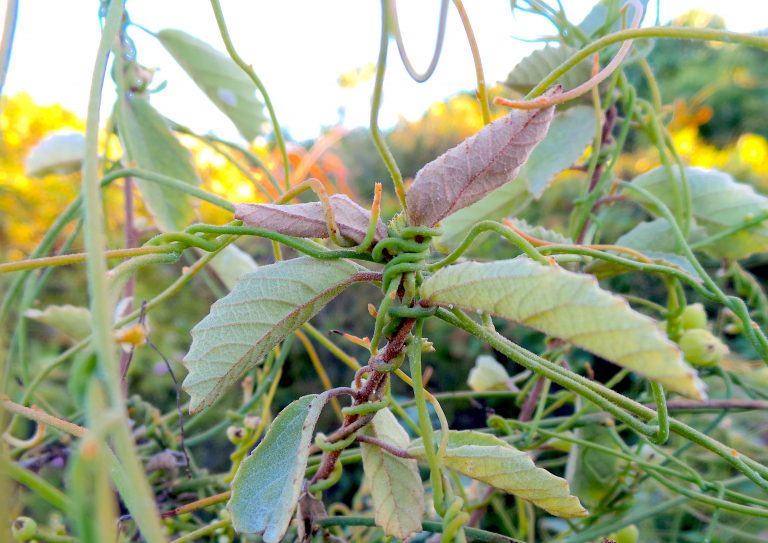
[[229, 394, 325, 542], [25, 132, 85, 177], [521, 105, 595, 197], [360, 408, 424, 540], [405, 87, 559, 227], [437, 182, 531, 251], [25, 305, 92, 342], [182, 258, 363, 412], [421, 257, 705, 398], [505, 46, 590, 95], [409, 430, 587, 518], [157, 29, 265, 141], [631, 167, 768, 259], [116, 95, 199, 232], [235, 194, 387, 245]]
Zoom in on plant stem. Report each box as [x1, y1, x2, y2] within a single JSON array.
[[0, 0, 18, 110], [0, 245, 178, 274], [80, 6, 169, 535], [209, 0, 291, 189], [316, 516, 524, 542], [0, 456, 68, 510], [372, 0, 407, 209], [453, 0, 491, 124]]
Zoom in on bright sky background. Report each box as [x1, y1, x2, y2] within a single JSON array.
[[1, 1, 763, 141]]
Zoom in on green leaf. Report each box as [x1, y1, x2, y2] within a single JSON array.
[[578, 0, 648, 37], [409, 430, 587, 518], [421, 257, 705, 399], [116, 95, 200, 232], [25, 305, 92, 342], [507, 218, 572, 245], [436, 182, 531, 251], [182, 257, 364, 412], [434, 106, 592, 251], [587, 219, 703, 280], [360, 408, 424, 540], [520, 106, 595, 197], [25, 132, 85, 177], [157, 29, 265, 141], [229, 394, 326, 542], [204, 245, 258, 291], [505, 46, 591, 95], [631, 167, 768, 259]]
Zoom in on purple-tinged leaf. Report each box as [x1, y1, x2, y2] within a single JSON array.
[[406, 86, 561, 227], [235, 194, 387, 245]]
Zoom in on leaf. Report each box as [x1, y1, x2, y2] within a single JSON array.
[[116, 95, 200, 232], [505, 46, 590, 95], [157, 29, 265, 141], [437, 182, 531, 251], [235, 194, 387, 245], [420, 257, 705, 399], [205, 245, 259, 291], [520, 106, 596, 197], [578, 0, 648, 37], [409, 430, 587, 518], [182, 257, 364, 412], [405, 87, 560, 227], [25, 132, 85, 177], [25, 305, 92, 342], [587, 219, 703, 280], [360, 408, 424, 540], [229, 394, 326, 542], [630, 167, 768, 259], [507, 218, 572, 245]]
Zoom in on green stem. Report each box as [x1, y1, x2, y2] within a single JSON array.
[[527, 27, 768, 101], [373, 0, 407, 209], [436, 308, 768, 490], [429, 220, 548, 271], [316, 516, 522, 543], [452, 0, 491, 124], [0, 0, 17, 107], [171, 519, 230, 543], [80, 1, 165, 540], [0, 456, 68, 510], [209, 0, 290, 189], [408, 320, 445, 514]]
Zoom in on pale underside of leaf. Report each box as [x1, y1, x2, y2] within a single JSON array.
[[25, 304, 92, 342], [405, 87, 560, 227], [116, 95, 200, 232], [420, 257, 705, 399], [25, 131, 85, 177], [360, 409, 424, 540], [436, 182, 531, 251], [505, 46, 591, 96], [182, 257, 364, 413], [631, 166, 768, 259], [229, 394, 325, 542], [520, 105, 595, 198], [235, 194, 387, 245], [157, 29, 265, 141], [409, 430, 587, 518]]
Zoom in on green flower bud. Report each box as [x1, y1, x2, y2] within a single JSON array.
[[467, 355, 511, 392], [226, 426, 246, 444], [12, 517, 38, 541], [680, 303, 708, 330], [679, 329, 728, 367], [609, 524, 639, 543]]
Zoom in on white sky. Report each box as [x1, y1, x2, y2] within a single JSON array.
[[2, 1, 763, 141]]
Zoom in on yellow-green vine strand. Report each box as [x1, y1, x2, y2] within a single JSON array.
[[373, 0, 407, 209], [209, 0, 291, 190]]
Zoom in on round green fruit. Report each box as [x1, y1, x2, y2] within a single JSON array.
[[679, 329, 728, 367], [12, 517, 37, 541], [609, 524, 639, 543], [680, 303, 708, 330]]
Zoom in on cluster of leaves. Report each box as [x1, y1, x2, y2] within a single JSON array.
[[3, 1, 768, 543]]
